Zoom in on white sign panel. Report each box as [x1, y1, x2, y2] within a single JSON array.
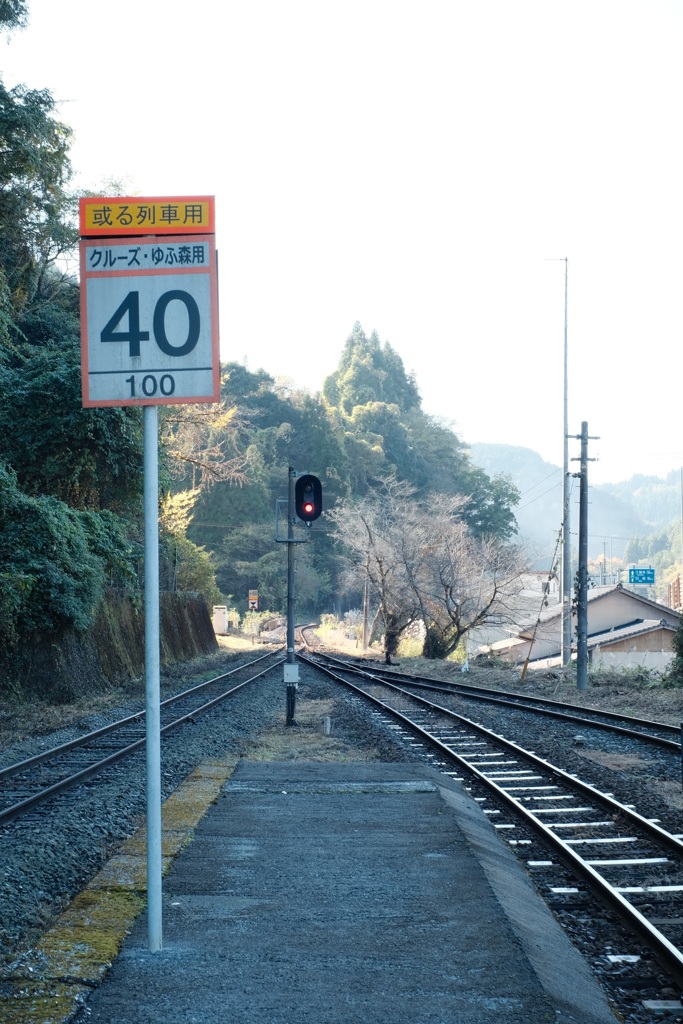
[[80, 234, 219, 407]]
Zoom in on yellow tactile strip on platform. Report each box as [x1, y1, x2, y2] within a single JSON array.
[[0, 756, 238, 1024]]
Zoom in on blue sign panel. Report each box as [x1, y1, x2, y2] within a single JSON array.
[[629, 568, 655, 585]]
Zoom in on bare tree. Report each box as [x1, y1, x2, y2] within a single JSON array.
[[331, 484, 528, 661], [330, 480, 421, 662], [414, 509, 528, 657]]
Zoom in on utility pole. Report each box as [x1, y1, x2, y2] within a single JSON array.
[[573, 422, 597, 691], [679, 468, 683, 603]]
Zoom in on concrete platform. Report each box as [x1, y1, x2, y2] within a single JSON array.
[[8, 761, 620, 1023]]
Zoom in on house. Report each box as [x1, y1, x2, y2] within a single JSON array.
[[468, 571, 561, 650], [483, 584, 680, 671]]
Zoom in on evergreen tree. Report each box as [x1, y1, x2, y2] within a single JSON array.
[[0, 10, 147, 652], [322, 322, 420, 414], [322, 324, 519, 537], [0, 79, 75, 318], [0, 2, 28, 29], [0, 328, 144, 512], [184, 365, 347, 616]]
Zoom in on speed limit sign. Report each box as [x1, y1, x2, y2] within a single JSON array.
[[80, 232, 219, 407]]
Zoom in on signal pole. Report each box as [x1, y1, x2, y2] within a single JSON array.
[[277, 468, 323, 725], [285, 467, 299, 724]]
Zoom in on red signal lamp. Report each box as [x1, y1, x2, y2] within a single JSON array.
[[295, 474, 323, 524]]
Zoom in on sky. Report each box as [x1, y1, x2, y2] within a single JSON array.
[[2, 0, 683, 486]]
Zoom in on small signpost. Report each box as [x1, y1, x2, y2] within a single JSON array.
[[629, 568, 655, 585], [79, 196, 219, 953]]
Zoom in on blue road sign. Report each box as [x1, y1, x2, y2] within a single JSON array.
[[629, 568, 655, 585]]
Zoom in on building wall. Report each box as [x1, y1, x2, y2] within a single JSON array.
[[485, 587, 681, 666], [593, 629, 673, 654], [591, 650, 672, 671], [588, 590, 679, 632], [514, 591, 680, 662]]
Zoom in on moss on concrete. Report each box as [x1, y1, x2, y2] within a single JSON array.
[[2, 753, 238, 1024], [32, 890, 145, 983], [0, 981, 92, 1024]]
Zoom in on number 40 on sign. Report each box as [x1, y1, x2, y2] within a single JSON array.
[[80, 232, 219, 408]]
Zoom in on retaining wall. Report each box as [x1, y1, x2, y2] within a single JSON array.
[[1, 590, 218, 702]]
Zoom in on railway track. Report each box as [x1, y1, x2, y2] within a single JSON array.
[[305, 646, 682, 753], [0, 647, 285, 828], [300, 646, 683, 999]]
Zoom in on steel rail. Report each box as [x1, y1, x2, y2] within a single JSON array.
[[312, 646, 681, 735], [0, 656, 284, 828], [300, 652, 683, 985], [309, 649, 681, 752], [0, 648, 282, 783]]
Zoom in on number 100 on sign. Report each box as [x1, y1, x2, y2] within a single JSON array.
[[80, 237, 219, 407]]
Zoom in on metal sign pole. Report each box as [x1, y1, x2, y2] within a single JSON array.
[[79, 194, 219, 958], [144, 404, 163, 951]]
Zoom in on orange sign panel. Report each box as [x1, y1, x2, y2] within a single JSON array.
[[79, 195, 215, 237]]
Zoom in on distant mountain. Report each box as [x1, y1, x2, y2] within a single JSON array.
[[601, 471, 683, 530], [467, 444, 652, 564]]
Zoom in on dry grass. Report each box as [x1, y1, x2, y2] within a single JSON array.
[[215, 634, 267, 652], [0, 690, 137, 749]]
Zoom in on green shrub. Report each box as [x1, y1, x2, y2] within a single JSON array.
[[317, 614, 340, 634], [0, 460, 136, 648], [242, 610, 281, 635], [397, 634, 423, 658]]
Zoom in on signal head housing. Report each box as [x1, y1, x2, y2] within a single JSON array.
[[295, 473, 322, 523]]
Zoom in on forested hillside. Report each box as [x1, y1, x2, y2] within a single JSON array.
[[468, 443, 650, 562], [184, 323, 520, 620], [470, 443, 683, 608]]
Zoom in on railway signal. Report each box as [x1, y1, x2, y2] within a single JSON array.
[[279, 469, 324, 725], [295, 474, 322, 525]]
